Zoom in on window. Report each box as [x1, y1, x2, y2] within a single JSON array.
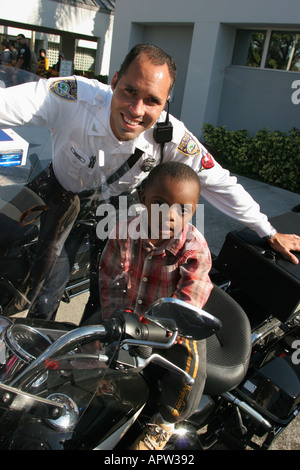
[[232, 30, 266, 68], [233, 29, 300, 71], [266, 31, 300, 71], [74, 46, 96, 72], [47, 42, 60, 68]]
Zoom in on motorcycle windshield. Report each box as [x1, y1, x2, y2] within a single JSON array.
[[0, 316, 146, 450]]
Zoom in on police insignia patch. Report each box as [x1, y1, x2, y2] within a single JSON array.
[[49, 79, 77, 101], [178, 131, 200, 157]]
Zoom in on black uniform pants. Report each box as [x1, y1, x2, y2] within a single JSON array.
[[27, 166, 80, 313]]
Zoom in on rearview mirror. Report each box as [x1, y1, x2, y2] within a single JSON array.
[[144, 297, 222, 340]]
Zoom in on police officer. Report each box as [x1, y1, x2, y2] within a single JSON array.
[[15, 34, 31, 71], [0, 44, 299, 319]]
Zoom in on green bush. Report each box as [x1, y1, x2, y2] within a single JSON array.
[[202, 123, 300, 193]]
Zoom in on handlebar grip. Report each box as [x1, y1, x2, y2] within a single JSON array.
[[141, 322, 169, 343]]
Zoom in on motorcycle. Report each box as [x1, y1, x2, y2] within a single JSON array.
[[0, 296, 224, 451], [0, 270, 298, 450], [0, 65, 299, 451]]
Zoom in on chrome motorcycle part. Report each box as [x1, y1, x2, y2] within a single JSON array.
[[5, 323, 52, 363], [1, 323, 52, 383], [222, 391, 272, 430], [46, 393, 79, 430], [0, 382, 65, 419], [144, 297, 222, 340], [9, 325, 107, 387]]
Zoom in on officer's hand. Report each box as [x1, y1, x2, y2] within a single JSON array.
[[268, 233, 300, 264]]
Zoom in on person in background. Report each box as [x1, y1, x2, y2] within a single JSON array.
[[9, 40, 18, 66], [36, 49, 49, 78], [51, 52, 64, 75], [0, 40, 12, 66], [15, 34, 31, 71]]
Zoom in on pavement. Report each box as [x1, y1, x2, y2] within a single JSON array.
[[200, 174, 300, 256]]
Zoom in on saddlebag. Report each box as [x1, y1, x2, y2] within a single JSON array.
[[215, 211, 300, 323]]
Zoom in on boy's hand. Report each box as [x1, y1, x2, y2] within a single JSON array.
[[167, 331, 185, 344]]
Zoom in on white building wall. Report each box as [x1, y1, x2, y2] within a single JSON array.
[[1, 0, 114, 75]]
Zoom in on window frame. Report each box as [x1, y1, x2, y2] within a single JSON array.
[[233, 27, 300, 72]]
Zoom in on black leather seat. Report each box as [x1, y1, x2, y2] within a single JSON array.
[[203, 284, 252, 395]]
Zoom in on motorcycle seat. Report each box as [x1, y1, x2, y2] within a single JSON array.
[[203, 284, 252, 395]]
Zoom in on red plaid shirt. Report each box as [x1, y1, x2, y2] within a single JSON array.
[[99, 216, 213, 319]]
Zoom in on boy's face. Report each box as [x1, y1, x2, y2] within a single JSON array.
[[141, 175, 200, 245], [110, 54, 171, 141]]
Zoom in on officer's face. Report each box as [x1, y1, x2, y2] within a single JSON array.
[[110, 54, 171, 141]]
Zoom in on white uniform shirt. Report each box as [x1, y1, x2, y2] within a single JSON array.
[[0, 75, 273, 237]]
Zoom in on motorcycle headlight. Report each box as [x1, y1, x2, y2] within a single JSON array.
[[46, 393, 79, 431]]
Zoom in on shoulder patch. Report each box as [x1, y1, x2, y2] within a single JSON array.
[[177, 131, 200, 157], [201, 153, 214, 170], [49, 78, 77, 101]]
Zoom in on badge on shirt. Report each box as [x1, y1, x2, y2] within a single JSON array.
[[141, 157, 156, 172], [177, 131, 200, 157], [201, 153, 215, 170], [49, 78, 77, 101]]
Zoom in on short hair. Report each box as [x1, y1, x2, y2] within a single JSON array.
[[143, 161, 201, 197], [17, 33, 25, 39], [117, 44, 177, 92], [1, 40, 9, 48]]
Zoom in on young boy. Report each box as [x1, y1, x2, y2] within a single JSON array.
[[99, 161, 213, 450]]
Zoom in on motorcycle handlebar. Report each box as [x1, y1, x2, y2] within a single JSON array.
[[108, 310, 170, 344], [9, 313, 174, 388], [140, 321, 170, 343]]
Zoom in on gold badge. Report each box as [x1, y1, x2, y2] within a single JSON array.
[[178, 131, 200, 157], [49, 79, 77, 101]]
